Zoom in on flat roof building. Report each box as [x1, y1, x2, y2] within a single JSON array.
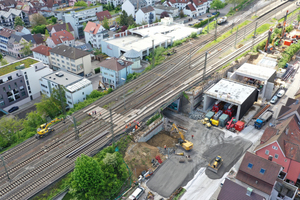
[[203, 79, 258, 120]]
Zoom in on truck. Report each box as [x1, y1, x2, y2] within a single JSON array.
[[217, 16, 227, 25], [212, 101, 225, 112], [254, 110, 273, 129], [224, 105, 236, 118], [207, 156, 223, 173]]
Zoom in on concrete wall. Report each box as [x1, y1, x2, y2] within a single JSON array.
[[137, 118, 164, 142], [239, 88, 258, 120], [265, 82, 274, 101]]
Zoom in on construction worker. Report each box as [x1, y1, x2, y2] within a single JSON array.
[[192, 135, 194, 139], [164, 145, 167, 150], [135, 125, 138, 130]]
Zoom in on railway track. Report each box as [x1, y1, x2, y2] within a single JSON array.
[[0, 1, 297, 199]]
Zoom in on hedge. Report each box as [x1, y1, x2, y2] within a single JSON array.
[[278, 42, 300, 68], [193, 12, 220, 28]]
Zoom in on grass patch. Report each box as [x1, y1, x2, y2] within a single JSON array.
[[173, 188, 186, 200], [242, 23, 271, 42], [146, 113, 162, 126], [183, 92, 189, 100], [251, 15, 258, 19], [278, 7, 300, 23], [0, 58, 38, 76]]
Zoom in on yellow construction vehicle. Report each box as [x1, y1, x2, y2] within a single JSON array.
[[207, 155, 223, 173], [36, 118, 62, 139], [98, 81, 107, 91], [200, 118, 212, 128], [170, 123, 193, 151]]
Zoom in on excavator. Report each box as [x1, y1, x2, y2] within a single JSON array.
[[36, 118, 62, 139], [170, 123, 193, 151]]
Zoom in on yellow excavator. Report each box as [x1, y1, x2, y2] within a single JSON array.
[[170, 123, 193, 151], [36, 118, 62, 139]]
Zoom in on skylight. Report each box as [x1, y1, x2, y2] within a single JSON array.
[[260, 168, 266, 174], [248, 163, 253, 169]]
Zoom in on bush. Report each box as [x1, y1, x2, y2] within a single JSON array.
[[278, 42, 300, 68], [94, 67, 100, 74], [285, 25, 293, 33], [146, 113, 162, 126], [31, 24, 46, 34], [190, 32, 197, 38]]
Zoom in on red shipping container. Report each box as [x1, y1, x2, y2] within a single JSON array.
[[284, 40, 292, 46], [235, 121, 245, 132]]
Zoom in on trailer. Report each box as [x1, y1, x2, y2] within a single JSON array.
[[254, 110, 273, 129]]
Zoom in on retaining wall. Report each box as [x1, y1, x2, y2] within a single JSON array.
[[136, 118, 164, 142]]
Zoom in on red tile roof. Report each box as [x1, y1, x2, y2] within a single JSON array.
[[50, 30, 74, 45], [99, 57, 133, 71], [141, 6, 154, 13], [236, 152, 282, 194], [96, 10, 112, 21], [32, 45, 51, 56], [193, 0, 204, 6], [260, 127, 277, 143], [0, 27, 15, 38], [187, 3, 196, 11], [84, 21, 104, 35], [169, 0, 189, 4]]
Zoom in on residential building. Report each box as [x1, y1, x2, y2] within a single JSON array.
[[0, 0, 17, 9], [218, 179, 265, 200], [49, 45, 92, 76], [107, 0, 120, 8], [0, 57, 53, 111], [32, 45, 52, 65], [64, 5, 103, 39], [14, 25, 31, 34], [0, 8, 25, 28], [255, 97, 300, 186], [39, 70, 93, 108], [96, 10, 116, 27], [122, 0, 147, 17], [84, 0, 97, 6], [84, 21, 108, 48], [164, 0, 208, 17], [136, 6, 155, 24], [236, 152, 297, 200], [7, 32, 37, 58], [0, 27, 15, 52], [99, 57, 133, 89], [154, 5, 179, 18], [46, 30, 75, 48], [32, 33, 45, 46], [46, 22, 75, 37]]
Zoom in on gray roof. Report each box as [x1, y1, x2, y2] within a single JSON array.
[[0, 11, 11, 18], [42, 70, 83, 87], [129, 0, 147, 9], [22, 34, 36, 44], [49, 45, 90, 60], [9, 8, 21, 16], [140, 6, 154, 13], [123, 49, 140, 58], [9, 33, 36, 44]]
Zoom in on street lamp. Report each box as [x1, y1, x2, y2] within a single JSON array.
[[121, 78, 126, 110]]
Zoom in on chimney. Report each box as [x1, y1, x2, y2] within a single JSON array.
[[285, 127, 289, 135], [268, 155, 273, 161]]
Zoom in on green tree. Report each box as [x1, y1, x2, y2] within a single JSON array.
[[179, 10, 184, 18], [298, 15, 300, 22], [210, 0, 224, 12], [14, 16, 25, 27], [30, 13, 47, 26], [0, 59, 8, 66], [82, 22, 87, 30], [0, 53, 2, 61], [103, 17, 110, 30], [66, 23, 70, 33], [111, 2, 115, 9], [23, 111, 46, 132], [31, 24, 46, 34], [190, 32, 197, 38], [128, 15, 135, 26], [0, 117, 23, 148], [119, 10, 128, 26], [74, 1, 87, 7], [44, 29, 49, 41], [226, 0, 242, 8], [51, 17, 57, 24], [20, 41, 32, 56]]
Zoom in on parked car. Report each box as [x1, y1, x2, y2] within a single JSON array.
[[277, 89, 285, 98], [212, 12, 218, 15], [8, 106, 19, 113], [2, 53, 6, 57], [109, 27, 116, 31], [128, 186, 145, 200], [198, 18, 203, 21], [270, 96, 278, 104], [207, 15, 212, 17], [188, 24, 193, 26]]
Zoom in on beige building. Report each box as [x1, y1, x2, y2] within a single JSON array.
[[49, 45, 92, 76]]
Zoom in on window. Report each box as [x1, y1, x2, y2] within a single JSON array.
[[50, 52, 54, 55], [71, 64, 75, 67], [61, 55, 63, 58], [272, 146, 278, 150], [0, 101, 4, 106], [3, 87, 5, 92], [72, 68, 76, 72], [51, 56, 55, 60], [67, 95, 71, 99], [58, 63, 60, 66], [67, 67, 70, 70], [62, 65, 65, 68], [66, 62, 69, 65], [260, 168, 266, 174], [275, 154, 279, 159], [52, 61, 56, 65], [82, 92, 84, 95], [21, 91, 26, 96], [28, 86, 31, 91], [62, 60, 64, 63], [26, 81, 29, 85], [66, 58, 69, 60], [248, 163, 253, 169], [70, 59, 75, 62], [25, 75, 28, 80], [41, 84, 47, 88], [68, 101, 72, 104], [14, 82, 17, 88]]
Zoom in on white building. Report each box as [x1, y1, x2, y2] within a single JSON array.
[[122, 0, 148, 18], [84, 21, 109, 49], [39, 71, 93, 108], [154, 5, 179, 18], [0, 57, 53, 111], [136, 6, 155, 25], [46, 30, 75, 48], [49, 45, 92, 76], [164, 0, 209, 17], [64, 6, 103, 39], [107, 0, 120, 8], [32, 45, 52, 65]]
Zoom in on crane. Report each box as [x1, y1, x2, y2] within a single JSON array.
[[36, 118, 62, 139], [170, 123, 193, 151]]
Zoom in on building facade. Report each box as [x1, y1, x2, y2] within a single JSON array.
[[0, 57, 52, 111], [122, 0, 148, 18], [0, 27, 15, 52], [84, 21, 108, 48], [7, 33, 37, 58], [96, 10, 116, 27], [49, 45, 92, 76], [136, 6, 155, 24], [39, 70, 93, 108], [32, 45, 52, 65], [46, 23, 75, 37], [46, 30, 75, 48]]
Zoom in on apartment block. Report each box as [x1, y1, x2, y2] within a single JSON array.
[[84, 21, 108, 49], [49, 45, 92, 76], [0, 27, 15, 52]]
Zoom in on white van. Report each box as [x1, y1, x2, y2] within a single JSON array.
[[128, 187, 145, 200], [110, 27, 116, 31]]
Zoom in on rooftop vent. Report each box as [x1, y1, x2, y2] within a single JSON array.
[[246, 188, 253, 196], [117, 60, 124, 65], [56, 72, 64, 77]]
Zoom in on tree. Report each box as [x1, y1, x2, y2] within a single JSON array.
[[66, 23, 70, 33], [51, 17, 57, 24], [298, 14, 300, 22], [127, 15, 135, 26], [1, 59, 8, 66], [179, 10, 184, 18], [31, 24, 46, 34], [210, 0, 224, 12], [44, 29, 49, 41], [14, 16, 25, 27], [119, 10, 128, 26], [160, 11, 169, 19], [30, 13, 47, 27], [20, 41, 32, 56], [0, 117, 23, 148], [82, 22, 87, 30], [226, 0, 242, 8], [111, 2, 115, 10], [190, 32, 197, 38], [74, 1, 87, 7], [0, 53, 2, 61], [121, 25, 127, 32], [103, 17, 110, 30]]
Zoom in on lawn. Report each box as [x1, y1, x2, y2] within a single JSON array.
[[55, 6, 82, 12], [0, 58, 39, 76]]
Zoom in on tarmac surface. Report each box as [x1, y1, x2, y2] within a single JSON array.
[[147, 110, 252, 197]]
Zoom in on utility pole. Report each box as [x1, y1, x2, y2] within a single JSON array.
[[234, 26, 239, 49], [152, 40, 155, 69], [1, 156, 10, 181], [214, 18, 218, 41], [253, 22, 258, 38], [203, 51, 207, 81], [73, 116, 79, 140], [244, 26, 246, 39], [281, 10, 288, 38], [231, 23, 234, 33], [58, 85, 66, 122], [110, 109, 115, 146], [207, 18, 210, 34]]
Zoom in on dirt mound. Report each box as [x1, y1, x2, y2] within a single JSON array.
[[147, 131, 178, 148], [124, 142, 165, 179]]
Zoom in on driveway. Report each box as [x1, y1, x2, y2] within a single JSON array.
[[2, 54, 18, 64]]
